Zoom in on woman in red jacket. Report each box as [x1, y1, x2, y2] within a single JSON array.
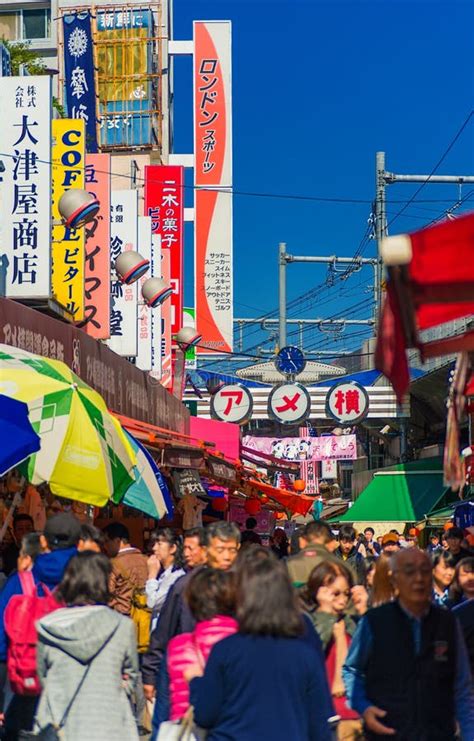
[[166, 568, 238, 721]]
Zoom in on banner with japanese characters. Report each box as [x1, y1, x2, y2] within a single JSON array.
[[51, 119, 86, 321], [106, 190, 138, 357], [80, 153, 110, 339], [159, 249, 172, 388], [135, 216, 152, 371], [150, 234, 162, 381], [242, 435, 357, 462], [0, 76, 52, 299], [193, 22, 233, 354], [144, 165, 184, 339], [63, 12, 98, 153]]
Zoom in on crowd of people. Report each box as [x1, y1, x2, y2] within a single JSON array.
[[0, 512, 472, 740]]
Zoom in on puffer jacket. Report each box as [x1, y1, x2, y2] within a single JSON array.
[[167, 615, 238, 720]]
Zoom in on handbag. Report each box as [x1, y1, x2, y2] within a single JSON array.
[[19, 662, 92, 740], [156, 707, 207, 741]]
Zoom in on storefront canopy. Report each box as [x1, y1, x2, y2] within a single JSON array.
[[333, 458, 451, 523]]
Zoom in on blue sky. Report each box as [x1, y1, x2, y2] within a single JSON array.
[[173, 0, 474, 364]]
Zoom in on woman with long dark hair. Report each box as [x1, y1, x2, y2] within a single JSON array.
[[186, 557, 331, 740], [146, 528, 185, 631], [34, 552, 139, 740], [432, 550, 456, 607], [450, 556, 474, 605]]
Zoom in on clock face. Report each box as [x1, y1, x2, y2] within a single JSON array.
[[275, 346, 306, 375]]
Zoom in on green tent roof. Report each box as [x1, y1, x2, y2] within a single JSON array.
[[332, 458, 450, 523]]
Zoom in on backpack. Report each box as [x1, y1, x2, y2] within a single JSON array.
[[4, 570, 62, 695], [130, 587, 152, 654]]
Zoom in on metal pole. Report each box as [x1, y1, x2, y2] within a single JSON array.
[[278, 242, 287, 348], [375, 151, 386, 324]]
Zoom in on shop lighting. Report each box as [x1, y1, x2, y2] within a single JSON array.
[[114, 252, 150, 285], [175, 326, 203, 351], [58, 189, 100, 229], [141, 277, 173, 308]]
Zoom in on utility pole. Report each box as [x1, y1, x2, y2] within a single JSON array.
[[374, 151, 386, 324], [278, 242, 287, 348]]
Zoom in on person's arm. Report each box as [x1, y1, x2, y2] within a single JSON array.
[[152, 654, 171, 737], [146, 570, 183, 613], [36, 640, 48, 688], [141, 579, 182, 689], [122, 619, 140, 696], [453, 620, 474, 741], [0, 573, 21, 661], [189, 644, 225, 729]]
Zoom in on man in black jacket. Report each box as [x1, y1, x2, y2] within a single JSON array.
[[334, 524, 367, 585]]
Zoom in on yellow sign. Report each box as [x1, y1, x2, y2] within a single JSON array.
[[51, 119, 85, 322]]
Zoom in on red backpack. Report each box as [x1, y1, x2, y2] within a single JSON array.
[[4, 571, 63, 695]]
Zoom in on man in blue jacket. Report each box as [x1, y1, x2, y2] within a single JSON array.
[[0, 512, 81, 739]]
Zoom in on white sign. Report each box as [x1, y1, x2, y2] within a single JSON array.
[[211, 383, 253, 425], [135, 216, 152, 371], [106, 190, 138, 357], [326, 381, 369, 424], [0, 76, 52, 299], [268, 383, 311, 425], [149, 234, 162, 380], [321, 459, 338, 479]]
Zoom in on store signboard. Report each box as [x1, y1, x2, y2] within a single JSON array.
[[135, 216, 152, 371]]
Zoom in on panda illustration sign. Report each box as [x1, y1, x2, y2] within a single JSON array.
[[268, 383, 311, 425]]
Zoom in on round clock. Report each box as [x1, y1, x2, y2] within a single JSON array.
[[274, 345, 306, 376]]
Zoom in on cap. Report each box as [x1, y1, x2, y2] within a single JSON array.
[[44, 512, 81, 550], [382, 532, 399, 546]]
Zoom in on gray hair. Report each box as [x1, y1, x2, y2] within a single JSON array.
[[205, 521, 241, 546]]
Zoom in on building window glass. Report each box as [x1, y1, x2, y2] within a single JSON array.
[[0, 13, 18, 41], [0, 8, 51, 42]]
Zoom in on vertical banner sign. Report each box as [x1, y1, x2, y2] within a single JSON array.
[[63, 12, 98, 153], [80, 153, 111, 338], [136, 216, 152, 371], [51, 119, 86, 321], [160, 250, 172, 388], [144, 165, 184, 338], [194, 21, 233, 354], [150, 234, 162, 381], [300, 460, 319, 495], [106, 190, 138, 357], [0, 76, 51, 299], [183, 308, 197, 369]]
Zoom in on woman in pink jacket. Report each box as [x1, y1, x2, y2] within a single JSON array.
[[167, 568, 237, 721]]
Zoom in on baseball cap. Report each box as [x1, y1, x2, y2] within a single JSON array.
[[44, 513, 82, 550], [382, 532, 399, 546]]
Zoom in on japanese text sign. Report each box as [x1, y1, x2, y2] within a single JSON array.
[[194, 21, 232, 188], [51, 119, 86, 321], [106, 190, 138, 357], [150, 234, 162, 382], [268, 383, 311, 425], [144, 165, 184, 339], [135, 216, 152, 371], [300, 459, 319, 494], [211, 383, 253, 425], [321, 459, 338, 479], [242, 435, 357, 462], [159, 249, 172, 388], [0, 76, 52, 299], [80, 153, 111, 339], [326, 381, 369, 424], [63, 12, 98, 153]]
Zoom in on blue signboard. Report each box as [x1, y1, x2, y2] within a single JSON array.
[[0, 43, 11, 77], [63, 12, 98, 153]]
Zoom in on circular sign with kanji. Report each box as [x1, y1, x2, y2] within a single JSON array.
[[210, 384, 253, 425], [325, 381, 369, 424], [268, 382, 311, 425]]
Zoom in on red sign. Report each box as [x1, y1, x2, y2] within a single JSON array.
[[210, 383, 253, 425], [76, 155, 110, 338], [326, 382, 369, 424], [144, 165, 184, 338]]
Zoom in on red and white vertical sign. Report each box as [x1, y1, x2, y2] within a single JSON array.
[[144, 165, 184, 339], [82, 153, 111, 339], [300, 460, 319, 495], [160, 250, 172, 388], [150, 234, 162, 381], [135, 216, 152, 371], [194, 21, 233, 355]]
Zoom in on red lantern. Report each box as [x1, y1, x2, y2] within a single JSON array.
[[444, 521, 455, 531], [293, 479, 306, 493], [212, 497, 228, 512], [244, 499, 261, 516]]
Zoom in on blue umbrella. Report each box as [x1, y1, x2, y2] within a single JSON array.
[[0, 395, 41, 477], [122, 430, 173, 519]]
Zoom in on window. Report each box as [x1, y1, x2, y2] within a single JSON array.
[[0, 8, 51, 42]]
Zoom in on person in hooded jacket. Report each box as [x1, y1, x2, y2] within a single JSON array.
[[0, 512, 80, 740], [34, 551, 140, 741]]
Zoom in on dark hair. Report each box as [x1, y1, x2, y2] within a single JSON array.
[[102, 522, 129, 543], [364, 527, 375, 536], [183, 527, 206, 546], [236, 558, 303, 637], [270, 528, 289, 559], [205, 521, 241, 546], [302, 520, 333, 544], [450, 557, 474, 602], [79, 523, 104, 547], [339, 524, 356, 542], [56, 552, 111, 607], [446, 527, 464, 540], [245, 517, 257, 530], [13, 514, 34, 528], [432, 550, 457, 569], [304, 560, 353, 607], [20, 532, 41, 562], [290, 526, 304, 555], [185, 568, 235, 621], [233, 544, 276, 572], [149, 528, 185, 570], [372, 554, 395, 607]]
